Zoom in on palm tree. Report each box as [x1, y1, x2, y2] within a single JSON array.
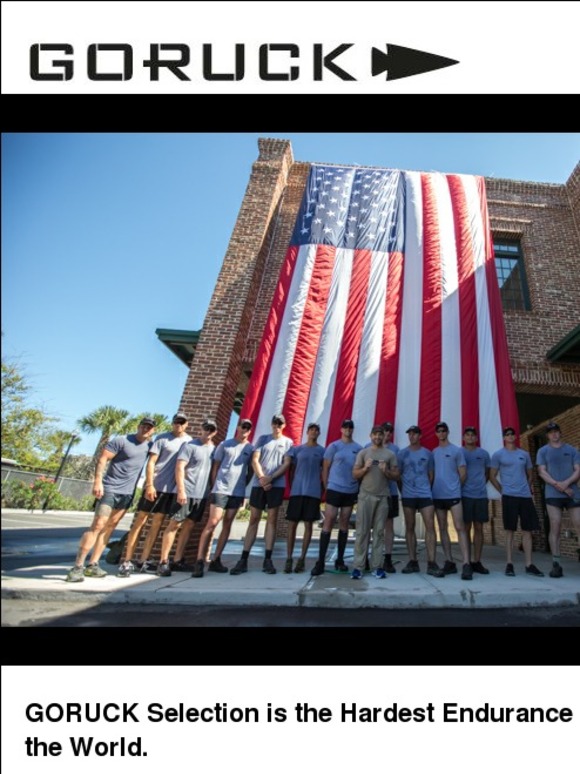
[[77, 405, 132, 472]]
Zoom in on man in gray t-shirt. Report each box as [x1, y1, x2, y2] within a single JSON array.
[[65, 417, 157, 583], [120, 412, 192, 575]]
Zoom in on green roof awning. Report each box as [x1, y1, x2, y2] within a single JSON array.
[[546, 324, 580, 364], [156, 328, 200, 367]]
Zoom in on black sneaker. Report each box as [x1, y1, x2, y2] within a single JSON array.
[[525, 563, 545, 577], [171, 559, 189, 572], [505, 563, 515, 577], [382, 558, 396, 573], [427, 561, 445, 578], [461, 563, 473, 580], [471, 561, 490, 575], [549, 562, 563, 578], [208, 557, 228, 573], [191, 560, 205, 578], [443, 560, 457, 575], [334, 559, 349, 573], [230, 559, 248, 575], [140, 560, 157, 574], [156, 562, 172, 577], [402, 560, 420, 574], [262, 558, 277, 575], [310, 560, 325, 576]]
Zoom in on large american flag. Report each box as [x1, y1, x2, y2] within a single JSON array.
[[241, 164, 518, 458]]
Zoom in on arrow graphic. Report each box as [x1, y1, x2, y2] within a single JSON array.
[[371, 44, 459, 81]]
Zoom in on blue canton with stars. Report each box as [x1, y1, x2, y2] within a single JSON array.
[[290, 164, 405, 253]]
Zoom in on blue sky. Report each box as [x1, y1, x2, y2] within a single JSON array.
[[2, 132, 579, 457]]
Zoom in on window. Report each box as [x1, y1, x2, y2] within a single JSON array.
[[493, 240, 531, 311]]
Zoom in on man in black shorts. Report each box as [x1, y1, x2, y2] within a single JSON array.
[[230, 414, 293, 575]]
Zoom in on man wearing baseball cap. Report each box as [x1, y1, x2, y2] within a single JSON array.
[[230, 413, 293, 576], [311, 419, 362, 576], [66, 416, 157, 582], [118, 411, 192, 576], [156, 419, 218, 577], [397, 425, 444, 577], [191, 418, 254, 578], [490, 427, 545, 577], [461, 427, 492, 574], [536, 421, 580, 578]]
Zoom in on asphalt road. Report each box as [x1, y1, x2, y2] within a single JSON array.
[[2, 509, 580, 628]]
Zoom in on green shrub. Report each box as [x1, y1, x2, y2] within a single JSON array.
[[2, 477, 92, 511]]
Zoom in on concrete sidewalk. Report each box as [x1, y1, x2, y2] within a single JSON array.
[[2, 534, 579, 610]]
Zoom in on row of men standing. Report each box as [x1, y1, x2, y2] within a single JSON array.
[[66, 410, 579, 583]]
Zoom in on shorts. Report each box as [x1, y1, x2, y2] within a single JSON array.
[[387, 494, 399, 520], [95, 492, 134, 515], [286, 496, 321, 523], [172, 497, 207, 524], [501, 495, 540, 532], [402, 497, 433, 511], [545, 497, 580, 510], [433, 498, 462, 511], [249, 486, 284, 511], [462, 497, 489, 523], [137, 492, 179, 515], [325, 489, 358, 508], [210, 493, 245, 510]]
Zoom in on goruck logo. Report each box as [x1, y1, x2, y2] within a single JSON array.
[[30, 42, 459, 82]]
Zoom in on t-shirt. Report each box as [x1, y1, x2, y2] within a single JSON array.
[[150, 431, 192, 492], [102, 434, 152, 495], [364, 441, 400, 495], [354, 446, 397, 497], [211, 438, 255, 497], [432, 443, 466, 499], [536, 443, 580, 499], [397, 446, 434, 498], [490, 447, 533, 498], [461, 446, 491, 499], [176, 439, 215, 498], [249, 434, 294, 488], [287, 443, 325, 498], [324, 440, 363, 494]]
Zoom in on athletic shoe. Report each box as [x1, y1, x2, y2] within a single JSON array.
[[505, 563, 515, 577], [443, 560, 457, 575], [192, 560, 205, 578], [229, 559, 248, 575], [310, 560, 325, 577], [84, 563, 107, 578], [382, 558, 396, 573], [525, 564, 544, 577], [351, 568, 363, 580], [334, 559, 349, 572], [284, 558, 293, 574], [156, 562, 172, 577], [427, 561, 445, 578], [117, 560, 135, 578], [65, 565, 84, 583], [471, 561, 490, 575], [372, 568, 387, 579], [401, 560, 420, 574], [140, 560, 157, 574], [461, 563, 473, 580], [262, 558, 277, 575], [549, 562, 563, 578], [208, 558, 228, 573], [171, 559, 189, 572], [294, 558, 306, 573]]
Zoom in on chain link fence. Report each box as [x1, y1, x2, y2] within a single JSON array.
[[1, 466, 92, 502]]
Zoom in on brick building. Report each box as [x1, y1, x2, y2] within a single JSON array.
[[155, 138, 579, 561]]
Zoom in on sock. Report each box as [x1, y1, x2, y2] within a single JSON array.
[[318, 530, 331, 562], [553, 556, 561, 565], [241, 550, 250, 562], [337, 529, 348, 560], [265, 549, 273, 560], [384, 553, 392, 563]]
